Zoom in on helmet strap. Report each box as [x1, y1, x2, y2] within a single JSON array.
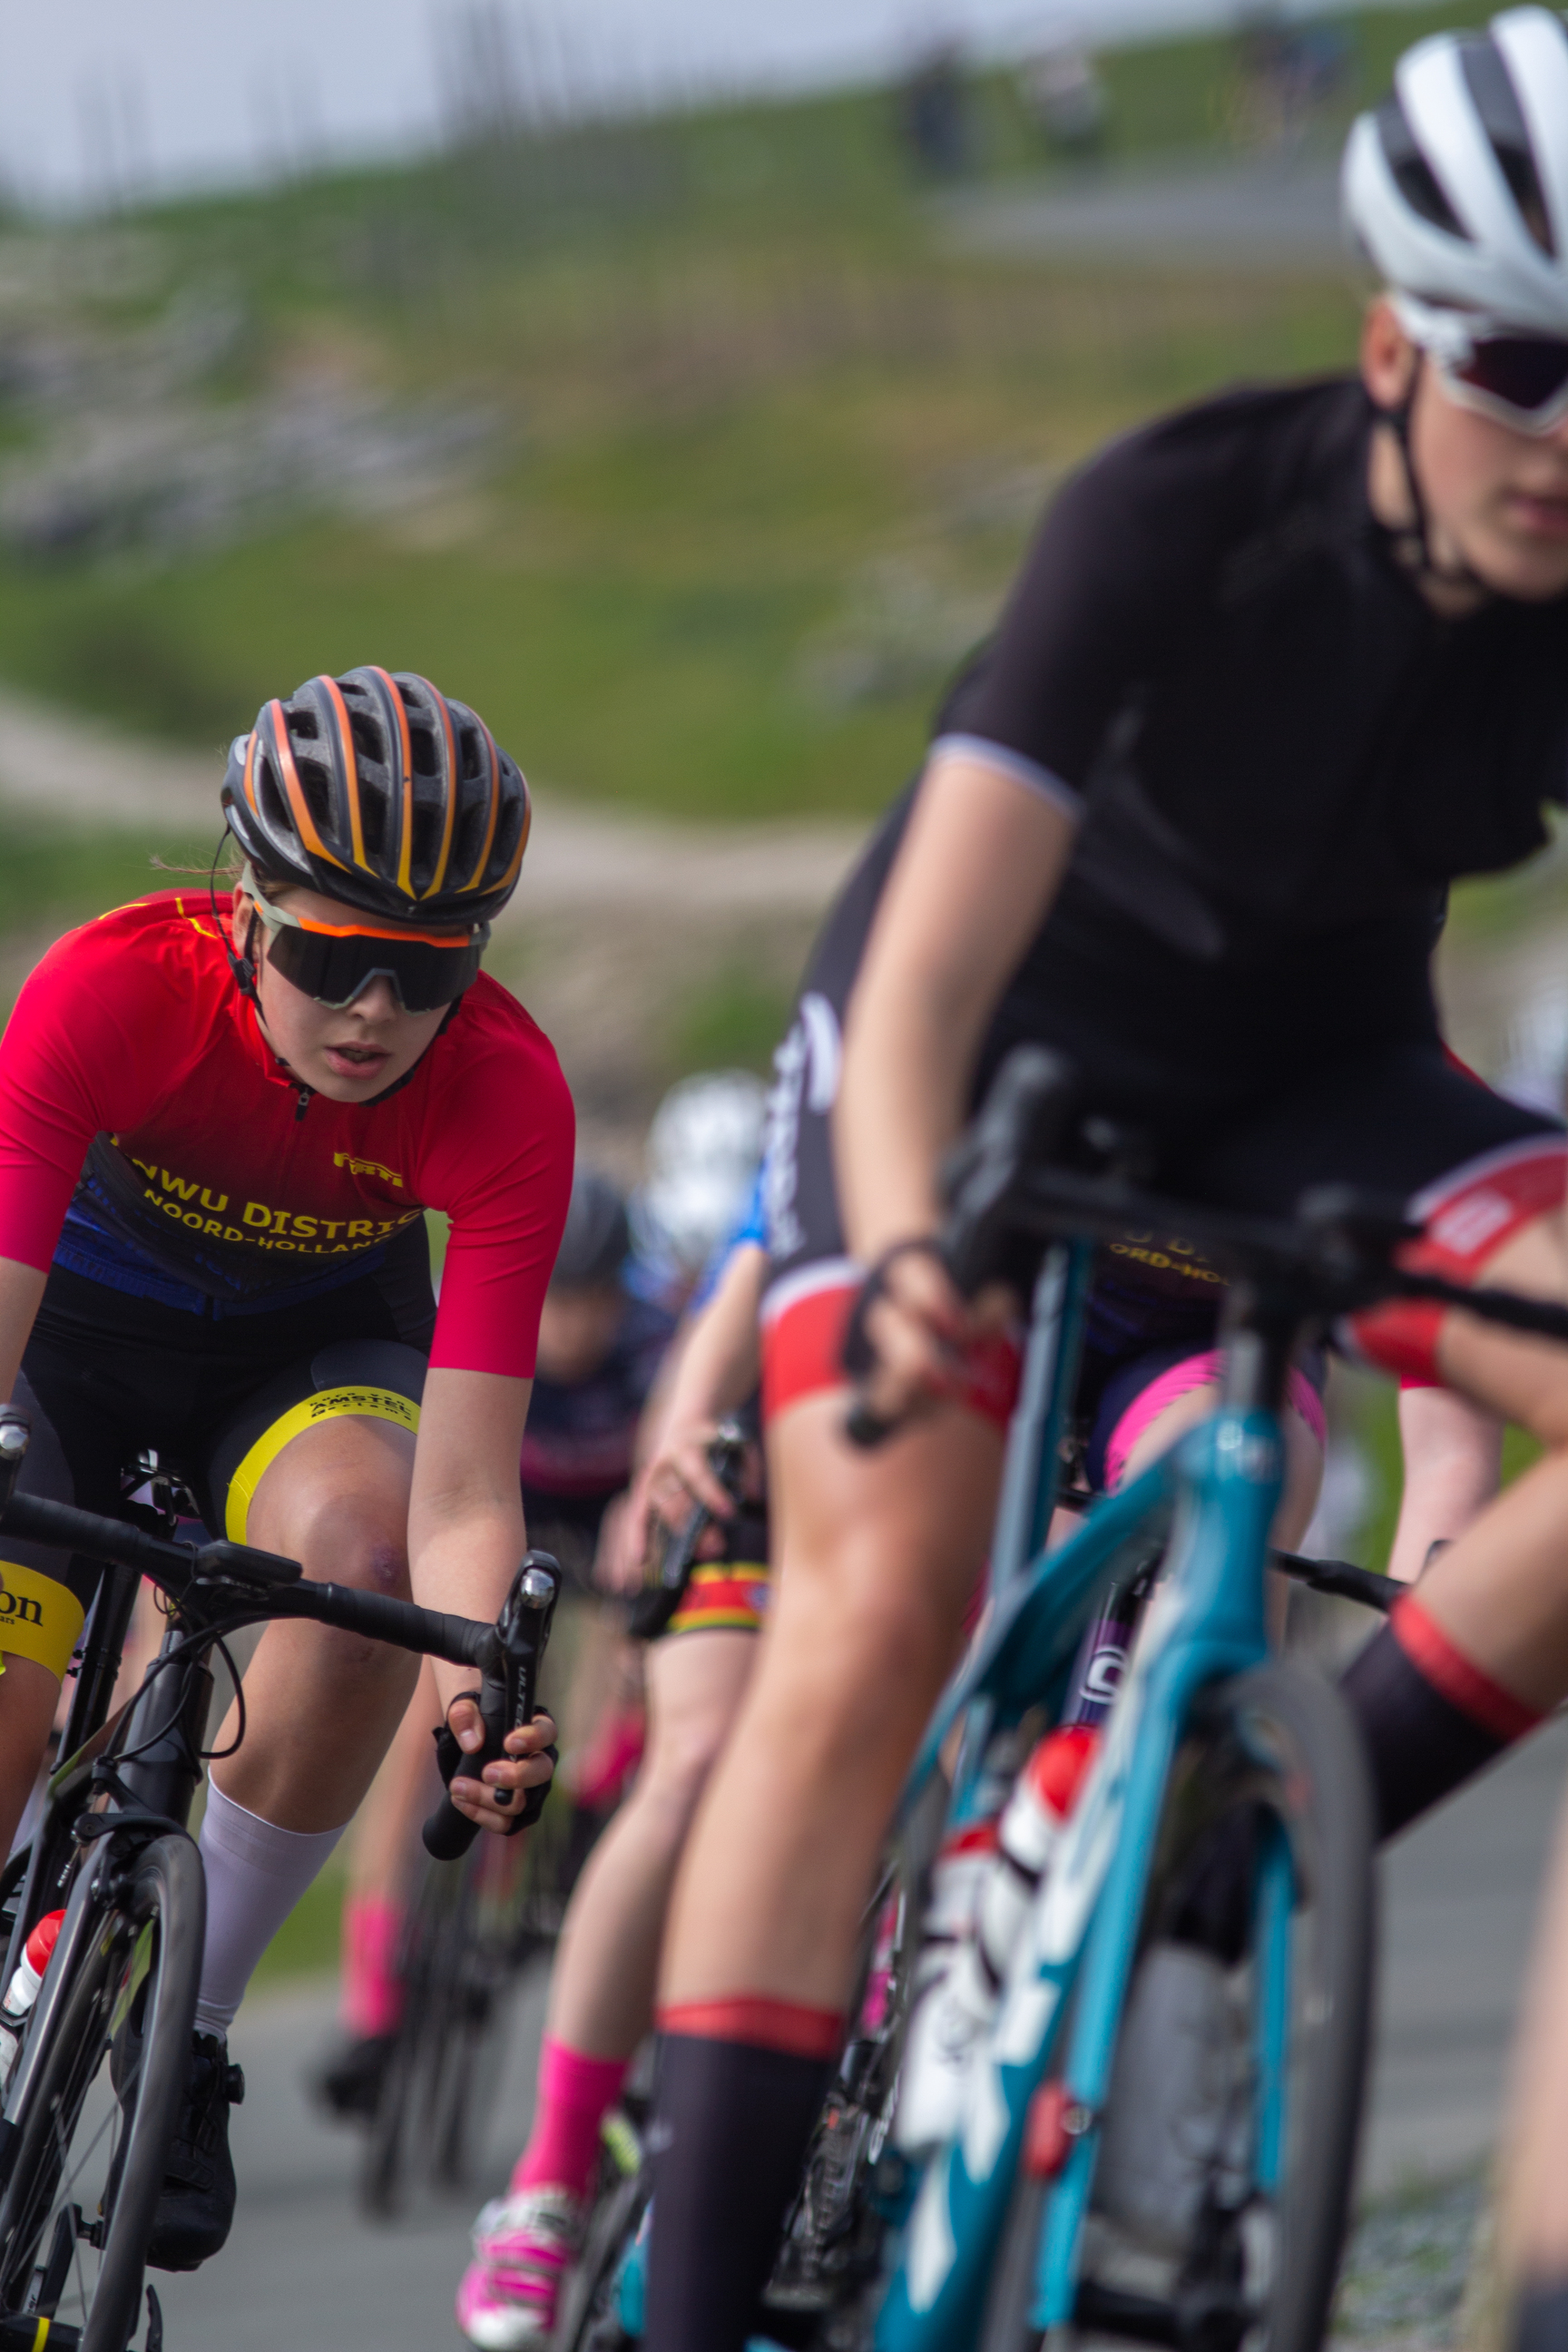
[[1376, 359, 1491, 603], [209, 832, 262, 1011]]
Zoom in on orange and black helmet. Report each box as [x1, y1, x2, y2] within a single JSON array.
[[220, 667, 531, 928]]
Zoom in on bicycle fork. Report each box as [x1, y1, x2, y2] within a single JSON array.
[[877, 1413, 1281, 2352]]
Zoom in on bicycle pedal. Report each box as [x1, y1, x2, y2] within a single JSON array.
[[601, 2109, 642, 2177], [34, 2200, 83, 2317]]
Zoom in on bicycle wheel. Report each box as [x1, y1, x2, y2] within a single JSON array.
[[555, 2128, 652, 2352], [361, 1864, 457, 2218], [363, 1848, 518, 2216], [0, 1833, 204, 2352], [431, 1838, 525, 2191], [980, 1659, 1374, 2352]]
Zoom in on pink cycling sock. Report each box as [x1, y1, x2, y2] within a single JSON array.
[[341, 1893, 405, 2039], [513, 2036, 631, 2200], [573, 1704, 646, 1814]]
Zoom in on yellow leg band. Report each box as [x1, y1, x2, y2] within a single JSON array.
[[0, 1563, 86, 1681], [224, 1385, 421, 1543]]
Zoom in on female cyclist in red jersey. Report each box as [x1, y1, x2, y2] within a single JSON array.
[[0, 665, 573, 2270]]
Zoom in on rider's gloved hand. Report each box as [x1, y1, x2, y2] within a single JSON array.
[[847, 1240, 1017, 1431], [444, 1700, 558, 1835]]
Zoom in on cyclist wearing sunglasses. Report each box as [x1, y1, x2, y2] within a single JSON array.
[[0, 665, 573, 2271], [636, 15, 1568, 2348]]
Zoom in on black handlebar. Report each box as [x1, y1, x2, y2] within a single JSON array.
[[423, 1552, 559, 1860], [0, 1470, 562, 1862]]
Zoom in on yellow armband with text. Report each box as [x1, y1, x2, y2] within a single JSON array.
[[0, 1563, 86, 1681]]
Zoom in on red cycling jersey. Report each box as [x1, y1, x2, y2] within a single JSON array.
[[0, 893, 573, 1379]]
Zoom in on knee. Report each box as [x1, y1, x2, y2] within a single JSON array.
[[291, 1487, 409, 1597], [768, 1548, 964, 1752], [642, 1703, 734, 1821], [286, 1496, 410, 1676]]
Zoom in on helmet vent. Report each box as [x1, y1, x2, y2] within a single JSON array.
[[349, 711, 383, 766], [289, 706, 320, 741], [360, 786, 388, 858], [257, 754, 292, 842], [452, 800, 487, 881], [410, 725, 439, 779], [295, 756, 333, 833], [1377, 99, 1469, 240], [1461, 36, 1555, 256], [457, 724, 484, 782], [410, 797, 443, 881]]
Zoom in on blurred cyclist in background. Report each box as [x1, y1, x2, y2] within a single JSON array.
[[316, 1167, 672, 2121], [456, 1175, 769, 2349]]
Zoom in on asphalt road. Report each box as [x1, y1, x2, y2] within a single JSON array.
[[138, 1715, 1568, 2350], [937, 152, 1344, 270]]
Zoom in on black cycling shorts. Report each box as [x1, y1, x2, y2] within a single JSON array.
[[0, 1225, 433, 1677], [760, 927, 1563, 1421]]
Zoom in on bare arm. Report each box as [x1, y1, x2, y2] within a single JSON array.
[[1387, 1384, 1504, 1583], [834, 748, 1078, 1409], [598, 1243, 769, 1592], [0, 1257, 47, 1407], [407, 1365, 555, 1831]]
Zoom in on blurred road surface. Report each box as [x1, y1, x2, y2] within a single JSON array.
[[939, 152, 1343, 269], [136, 1716, 1568, 2350], [0, 681, 864, 922]]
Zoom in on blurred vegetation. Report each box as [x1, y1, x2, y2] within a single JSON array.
[[250, 1855, 347, 1991], [1346, 1378, 1543, 1576], [0, 818, 213, 944], [0, 5, 1485, 824], [666, 961, 796, 1078]]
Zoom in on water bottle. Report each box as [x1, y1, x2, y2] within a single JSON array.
[[0, 1909, 65, 2095], [896, 1588, 1140, 2153]]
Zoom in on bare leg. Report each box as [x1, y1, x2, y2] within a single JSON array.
[[346, 1658, 443, 1901], [0, 1656, 59, 1859], [211, 1416, 419, 1830], [663, 1394, 999, 2014], [1407, 1220, 1568, 1709], [547, 1630, 756, 2059]]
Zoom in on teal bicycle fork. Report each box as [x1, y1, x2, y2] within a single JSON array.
[[877, 1268, 1294, 2352]]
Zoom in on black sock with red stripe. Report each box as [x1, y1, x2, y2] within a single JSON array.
[[643, 2004, 839, 2352], [1340, 1592, 1543, 1841], [1514, 2282, 1568, 2352]]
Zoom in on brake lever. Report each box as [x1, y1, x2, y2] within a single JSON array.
[[628, 1420, 750, 1641], [0, 1408, 28, 1513], [424, 1552, 560, 1861]]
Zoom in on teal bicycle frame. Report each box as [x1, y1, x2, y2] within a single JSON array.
[[875, 1239, 1292, 2352]]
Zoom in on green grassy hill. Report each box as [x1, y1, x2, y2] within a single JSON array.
[[0, 5, 1482, 822]]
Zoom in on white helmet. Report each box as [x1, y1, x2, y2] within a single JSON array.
[[632, 1070, 767, 1282], [1343, 7, 1568, 334]]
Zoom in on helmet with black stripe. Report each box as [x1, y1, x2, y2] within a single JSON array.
[[1344, 7, 1568, 333], [220, 666, 531, 927]]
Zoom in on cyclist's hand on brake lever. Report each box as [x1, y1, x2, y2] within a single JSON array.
[[446, 1702, 558, 1833]]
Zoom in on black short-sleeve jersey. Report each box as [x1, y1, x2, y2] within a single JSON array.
[[845, 374, 1568, 1122], [947, 377, 1568, 949]]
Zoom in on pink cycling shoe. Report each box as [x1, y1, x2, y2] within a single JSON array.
[[456, 2185, 585, 2350]]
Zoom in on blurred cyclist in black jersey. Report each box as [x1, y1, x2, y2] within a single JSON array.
[[639, 17, 1568, 2347]]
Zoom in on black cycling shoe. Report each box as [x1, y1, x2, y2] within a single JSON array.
[[311, 2030, 395, 2122], [143, 2031, 245, 2272]]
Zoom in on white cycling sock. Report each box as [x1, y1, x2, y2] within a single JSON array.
[[193, 1782, 348, 2040]]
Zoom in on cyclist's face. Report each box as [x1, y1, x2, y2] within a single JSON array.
[[1363, 298, 1568, 603], [231, 885, 451, 1104]]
